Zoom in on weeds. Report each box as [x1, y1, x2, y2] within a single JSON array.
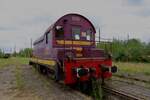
[[0, 57, 29, 69], [114, 62, 150, 75], [0, 57, 26, 89], [91, 78, 103, 100], [15, 65, 25, 90]]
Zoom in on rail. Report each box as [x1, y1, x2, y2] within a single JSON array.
[[102, 78, 150, 100], [102, 86, 141, 100]]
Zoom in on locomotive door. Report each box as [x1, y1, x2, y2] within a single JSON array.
[[45, 31, 51, 57]]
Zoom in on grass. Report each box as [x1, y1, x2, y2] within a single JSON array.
[[15, 65, 25, 89], [0, 57, 28, 89], [113, 62, 150, 75], [91, 79, 103, 100], [0, 57, 29, 69]]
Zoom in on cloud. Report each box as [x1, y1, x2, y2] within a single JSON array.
[[126, 0, 144, 6], [0, 26, 16, 31], [134, 9, 150, 17]]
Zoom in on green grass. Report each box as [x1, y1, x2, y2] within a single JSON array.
[[0, 57, 28, 89], [15, 65, 25, 89], [113, 62, 150, 75], [0, 57, 29, 69]]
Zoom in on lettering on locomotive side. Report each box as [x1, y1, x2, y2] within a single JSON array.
[[56, 40, 93, 45]]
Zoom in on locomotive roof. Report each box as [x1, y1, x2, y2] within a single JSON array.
[[33, 35, 44, 45], [45, 13, 96, 33], [33, 13, 96, 45]]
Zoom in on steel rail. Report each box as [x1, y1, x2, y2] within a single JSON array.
[[102, 86, 145, 100]]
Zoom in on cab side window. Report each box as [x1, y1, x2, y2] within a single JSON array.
[[86, 30, 92, 41], [55, 26, 64, 39], [45, 31, 51, 44], [46, 32, 48, 44], [72, 26, 80, 40]]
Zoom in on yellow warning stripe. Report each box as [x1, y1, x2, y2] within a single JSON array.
[[30, 58, 56, 66]]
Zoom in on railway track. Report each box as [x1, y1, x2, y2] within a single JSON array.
[[103, 79, 150, 100], [33, 65, 150, 100], [103, 86, 141, 100]]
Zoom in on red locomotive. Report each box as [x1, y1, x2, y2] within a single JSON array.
[[29, 13, 117, 89]]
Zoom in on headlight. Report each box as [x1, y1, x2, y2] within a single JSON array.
[[76, 68, 89, 78], [111, 65, 117, 73]]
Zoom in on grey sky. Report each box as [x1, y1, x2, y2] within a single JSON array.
[[0, 0, 150, 51]]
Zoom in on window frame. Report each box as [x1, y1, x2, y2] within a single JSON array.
[[55, 25, 64, 39], [71, 26, 81, 40], [46, 32, 49, 44], [86, 29, 93, 41]]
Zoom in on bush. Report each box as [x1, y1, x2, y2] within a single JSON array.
[[98, 38, 150, 62], [17, 48, 32, 57], [0, 49, 4, 58]]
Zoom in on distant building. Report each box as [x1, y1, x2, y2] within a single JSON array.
[[1, 48, 13, 54]]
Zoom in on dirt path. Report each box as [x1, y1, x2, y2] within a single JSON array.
[[0, 64, 91, 100]]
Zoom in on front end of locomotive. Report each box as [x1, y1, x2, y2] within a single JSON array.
[[52, 13, 117, 85], [63, 49, 117, 85]]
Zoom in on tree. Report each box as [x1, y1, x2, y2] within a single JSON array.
[[98, 38, 150, 62], [18, 48, 32, 57], [0, 49, 4, 58]]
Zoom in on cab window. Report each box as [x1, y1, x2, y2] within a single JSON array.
[[72, 27, 80, 40], [86, 30, 92, 40], [55, 26, 64, 39], [46, 33, 48, 44]]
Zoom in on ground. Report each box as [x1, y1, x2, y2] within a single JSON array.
[[114, 62, 150, 75], [0, 57, 150, 100], [0, 57, 91, 100], [103, 62, 150, 100], [113, 62, 150, 83]]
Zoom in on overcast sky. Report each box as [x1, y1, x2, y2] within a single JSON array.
[[0, 0, 150, 51]]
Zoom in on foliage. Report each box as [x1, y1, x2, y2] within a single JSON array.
[[15, 65, 25, 89], [91, 79, 103, 100], [97, 38, 150, 62], [17, 48, 32, 57], [0, 49, 4, 58]]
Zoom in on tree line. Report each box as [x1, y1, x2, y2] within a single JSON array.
[[98, 38, 150, 62], [0, 48, 32, 58]]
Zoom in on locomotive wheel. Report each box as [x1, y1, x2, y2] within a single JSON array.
[[40, 66, 47, 75], [77, 81, 92, 94], [32, 63, 36, 68], [38, 65, 47, 75], [84, 81, 92, 94], [35, 64, 43, 74], [37, 64, 41, 73], [29, 61, 33, 65]]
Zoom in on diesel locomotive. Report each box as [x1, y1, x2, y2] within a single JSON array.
[[29, 13, 117, 87]]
